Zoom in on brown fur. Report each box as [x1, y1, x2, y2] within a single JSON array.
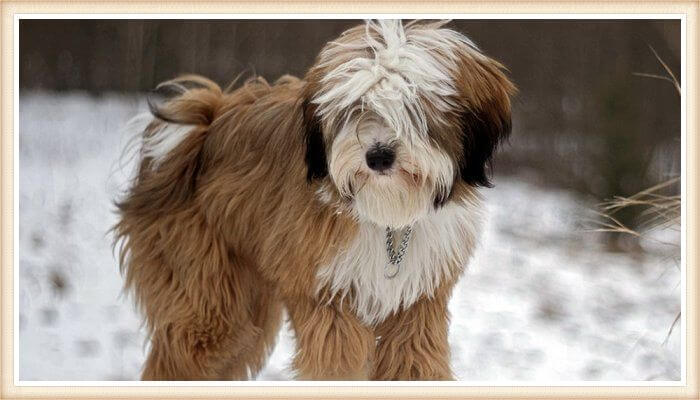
[[114, 21, 514, 381], [372, 284, 454, 380], [115, 75, 366, 380]]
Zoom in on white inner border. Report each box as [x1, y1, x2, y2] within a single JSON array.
[[12, 13, 687, 387]]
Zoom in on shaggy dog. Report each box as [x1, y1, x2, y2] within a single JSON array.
[[114, 19, 515, 381]]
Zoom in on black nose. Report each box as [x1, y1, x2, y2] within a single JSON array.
[[365, 146, 396, 172]]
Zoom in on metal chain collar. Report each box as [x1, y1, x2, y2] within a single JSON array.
[[384, 225, 413, 279]]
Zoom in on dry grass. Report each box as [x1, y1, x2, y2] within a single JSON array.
[[591, 45, 681, 344], [592, 177, 680, 244], [592, 45, 680, 242], [592, 176, 681, 345]]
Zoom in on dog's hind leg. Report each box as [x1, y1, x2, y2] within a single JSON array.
[[139, 257, 283, 381], [224, 279, 284, 380], [137, 255, 245, 380], [119, 207, 281, 380]]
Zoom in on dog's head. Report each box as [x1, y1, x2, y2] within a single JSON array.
[[302, 20, 516, 228]]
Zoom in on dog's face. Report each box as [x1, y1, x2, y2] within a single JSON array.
[[304, 20, 515, 228]]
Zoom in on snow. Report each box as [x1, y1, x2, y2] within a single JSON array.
[[18, 92, 681, 382]]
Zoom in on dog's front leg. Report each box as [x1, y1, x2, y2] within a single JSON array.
[[286, 297, 374, 380], [372, 292, 454, 380]]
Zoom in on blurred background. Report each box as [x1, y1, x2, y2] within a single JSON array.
[[18, 19, 682, 381]]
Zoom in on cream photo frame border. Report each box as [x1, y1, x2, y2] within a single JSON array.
[[1, 1, 697, 399]]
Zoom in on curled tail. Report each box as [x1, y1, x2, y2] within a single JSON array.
[[116, 75, 225, 218]]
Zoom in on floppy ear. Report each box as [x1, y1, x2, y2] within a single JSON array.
[[302, 100, 329, 182], [460, 103, 512, 187], [457, 56, 516, 188]]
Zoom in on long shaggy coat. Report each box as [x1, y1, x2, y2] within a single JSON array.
[[114, 20, 515, 381]]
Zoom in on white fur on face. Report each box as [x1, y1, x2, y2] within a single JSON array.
[[312, 19, 480, 139], [316, 197, 483, 326], [312, 19, 484, 227], [328, 116, 454, 228]]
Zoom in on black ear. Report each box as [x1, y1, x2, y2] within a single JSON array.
[[459, 103, 512, 188], [302, 100, 329, 182]]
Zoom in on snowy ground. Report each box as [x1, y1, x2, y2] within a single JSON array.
[[18, 92, 681, 381]]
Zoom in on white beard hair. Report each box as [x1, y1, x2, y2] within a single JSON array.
[[352, 179, 434, 229], [328, 117, 455, 229]]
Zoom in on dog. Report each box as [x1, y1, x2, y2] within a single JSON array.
[[114, 19, 515, 381]]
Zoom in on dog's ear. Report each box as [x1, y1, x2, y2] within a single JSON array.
[[456, 55, 516, 188], [459, 102, 512, 188], [302, 100, 329, 182]]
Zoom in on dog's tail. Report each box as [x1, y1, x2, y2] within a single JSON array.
[[147, 75, 224, 126], [142, 75, 225, 167], [116, 73, 286, 222], [114, 75, 230, 224]]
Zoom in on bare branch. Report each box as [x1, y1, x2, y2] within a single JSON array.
[[647, 44, 681, 95], [633, 46, 681, 95]]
